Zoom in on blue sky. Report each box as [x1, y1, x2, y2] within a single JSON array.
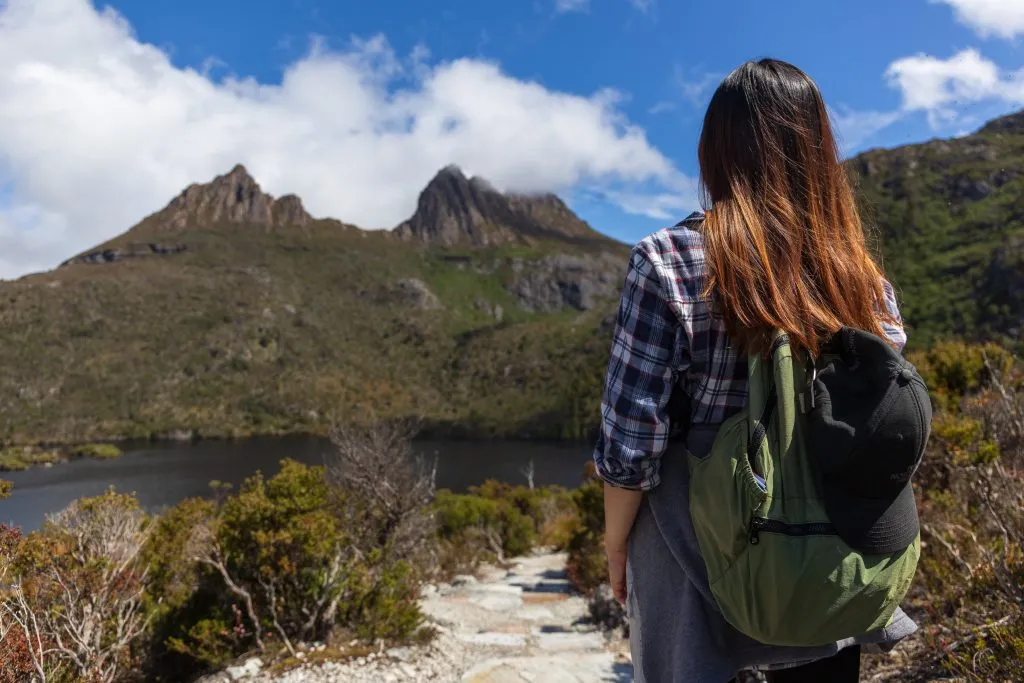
[[0, 0, 1022, 278], [109, 0, 1023, 150]]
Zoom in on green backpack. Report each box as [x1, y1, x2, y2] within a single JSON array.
[[687, 329, 928, 647]]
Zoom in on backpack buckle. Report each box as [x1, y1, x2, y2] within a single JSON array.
[[800, 356, 818, 414]]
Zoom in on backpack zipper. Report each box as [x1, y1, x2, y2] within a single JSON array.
[[748, 516, 837, 545]]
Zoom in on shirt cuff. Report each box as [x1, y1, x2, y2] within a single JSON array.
[[593, 451, 661, 491]]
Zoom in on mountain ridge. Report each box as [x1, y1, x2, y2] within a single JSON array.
[[2, 109, 1023, 446], [63, 163, 618, 270]]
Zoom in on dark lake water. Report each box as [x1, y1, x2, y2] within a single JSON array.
[[0, 436, 594, 531]]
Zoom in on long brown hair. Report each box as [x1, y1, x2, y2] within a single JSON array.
[[698, 58, 893, 358]]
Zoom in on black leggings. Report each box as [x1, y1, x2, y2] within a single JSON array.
[[732, 646, 861, 683]]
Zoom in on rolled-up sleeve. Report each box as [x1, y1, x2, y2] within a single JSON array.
[[593, 245, 683, 491]]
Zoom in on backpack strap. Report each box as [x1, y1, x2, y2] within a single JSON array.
[[746, 332, 788, 473], [747, 331, 817, 477]]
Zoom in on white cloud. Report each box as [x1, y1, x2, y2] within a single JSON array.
[[554, 0, 590, 13], [932, 0, 1024, 39], [555, 0, 651, 15], [827, 47, 1024, 150], [627, 0, 655, 13], [600, 187, 695, 220], [885, 48, 1024, 126], [0, 0, 684, 279], [829, 107, 903, 153], [647, 101, 676, 115], [673, 66, 721, 107]]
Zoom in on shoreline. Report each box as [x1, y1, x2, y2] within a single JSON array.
[[6, 416, 600, 454], [0, 428, 597, 475], [0, 443, 124, 473]]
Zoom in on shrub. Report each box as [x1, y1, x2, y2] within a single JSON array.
[[433, 480, 576, 572], [565, 464, 607, 595], [168, 461, 365, 663], [909, 341, 1015, 410], [160, 424, 435, 670], [0, 523, 36, 683], [469, 480, 576, 549], [140, 497, 223, 680], [868, 343, 1024, 680], [0, 447, 62, 471], [433, 490, 535, 562], [0, 490, 152, 683], [943, 612, 1024, 682], [71, 443, 123, 459]]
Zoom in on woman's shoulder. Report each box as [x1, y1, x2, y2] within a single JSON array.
[[638, 211, 706, 253], [632, 211, 708, 304]]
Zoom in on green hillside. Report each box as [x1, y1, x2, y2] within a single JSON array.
[[853, 109, 1024, 349], [0, 166, 624, 445], [2, 109, 1023, 446]]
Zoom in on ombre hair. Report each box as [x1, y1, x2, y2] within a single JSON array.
[[698, 59, 894, 358]]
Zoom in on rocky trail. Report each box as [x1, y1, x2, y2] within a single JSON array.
[[206, 551, 634, 683]]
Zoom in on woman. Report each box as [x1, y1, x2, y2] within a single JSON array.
[[593, 59, 917, 683]]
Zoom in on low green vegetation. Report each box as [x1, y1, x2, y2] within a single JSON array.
[[70, 443, 123, 459], [0, 443, 123, 471], [0, 423, 598, 683], [434, 478, 578, 573], [0, 446, 62, 471]]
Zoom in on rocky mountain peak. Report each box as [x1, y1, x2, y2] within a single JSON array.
[[394, 165, 514, 247], [156, 165, 312, 230], [393, 165, 607, 248]]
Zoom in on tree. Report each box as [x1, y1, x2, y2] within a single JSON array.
[[520, 460, 535, 490], [326, 420, 437, 564]]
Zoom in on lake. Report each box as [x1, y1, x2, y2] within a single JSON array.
[[0, 435, 595, 531]]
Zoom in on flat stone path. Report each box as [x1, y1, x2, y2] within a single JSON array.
[[202, 551, 633, 683], [422, 552, 631, 682]]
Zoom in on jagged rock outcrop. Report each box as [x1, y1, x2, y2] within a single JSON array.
[[394, 166, 521, 247], [63, 166, 316, 267], [157, 165, 313, 229], [62, 242, 189, 266], [392, 279, 443, 310], [393, 165, 607, 248], [508, 253, 623, 312], [505, 192, 596, 241], [360, 279, 442, 310]]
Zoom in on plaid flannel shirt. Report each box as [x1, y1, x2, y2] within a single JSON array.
[[593, 212, 907, 491]]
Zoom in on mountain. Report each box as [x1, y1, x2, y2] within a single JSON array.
[[394, 165, 607, 247], [4, 107, 1024, 447], [852, 111, 1024, 347], [63, 165, 314, 266], [0, 165, 627, 445]]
